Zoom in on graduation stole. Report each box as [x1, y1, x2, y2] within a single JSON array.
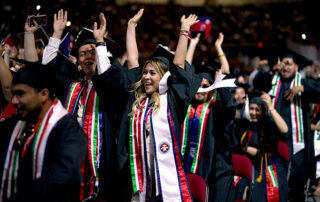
[[314, 120, 320, 157], [0, 99, 67, 201], [129, 93, 192, 202], [265, 158, 280, 202], [269, 73, 304, 154], [180, 95, 216, 173], [65, 81, 102, 199]]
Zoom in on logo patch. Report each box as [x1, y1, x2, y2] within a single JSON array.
[[159, 142, 170, 154]]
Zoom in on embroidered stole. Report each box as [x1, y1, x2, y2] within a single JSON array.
[[129, 93, 192, 202], [180, 96, 216, 173], [269, 73, 304, 154], [0, 99, 67, 201], [65, 81, 102, 200]]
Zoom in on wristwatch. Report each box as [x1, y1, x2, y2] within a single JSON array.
[[96, 41, 106, 47]]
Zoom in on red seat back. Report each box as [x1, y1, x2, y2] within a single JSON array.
[[232, 154, 253, 180], [277, 141, 290, 162], [186, 172, 207, 202]]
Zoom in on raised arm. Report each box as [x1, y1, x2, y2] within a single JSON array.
[[126, 9, 144, 69], [186, 33, 200, 64], [261, 93, 288, 134], [24, 15, 39, 62], [42, 9, 67, 65], [0, 44, 13, 102], [173, 14, 199, 69], [215, 32, 229, 74]]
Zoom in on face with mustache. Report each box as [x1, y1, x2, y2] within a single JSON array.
[[280, 57, 298, 79], [78, 44, 97, 79]]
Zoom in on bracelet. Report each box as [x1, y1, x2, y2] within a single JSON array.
[[180, 32, 191, 40], [24, 31, 34, 34], [218, 53, 225, 59], [180, 30, 190, 34]]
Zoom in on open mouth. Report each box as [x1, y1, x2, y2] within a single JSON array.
[[84, 62, 94, 67]]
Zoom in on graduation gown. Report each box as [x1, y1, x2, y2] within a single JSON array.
[[46, 55, 125, 201], [116, 63, 201, 201], [0, 113, 87, 202], [231, 117, 288, 202], [254, 72, 320, 183]]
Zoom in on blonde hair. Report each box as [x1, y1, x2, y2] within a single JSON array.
[[131, 58, 169, 113]]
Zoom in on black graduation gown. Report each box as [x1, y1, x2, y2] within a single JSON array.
[[0, 114, 87, 202], [231, 118, 288, 202], [47, 56, 125, 201], [254, 72, 320, 185], [116, 63, 201, 201]]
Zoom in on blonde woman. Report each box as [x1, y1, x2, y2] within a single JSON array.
[[116, 9, 201, 202]]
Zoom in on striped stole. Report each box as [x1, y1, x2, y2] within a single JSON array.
[[0, 99, 67, 201], [269, 73, 304, 154], [129, 94, 192, 202], [180, 96, 216, 173], [65, 81, 102, 200]]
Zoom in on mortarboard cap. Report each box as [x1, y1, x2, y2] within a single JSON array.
[[70, 27, 114, 57], [195, 63, 218, 84], [153, 44, 174, 67]]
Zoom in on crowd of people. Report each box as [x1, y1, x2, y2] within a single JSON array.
[[0, 4, 320, 202]]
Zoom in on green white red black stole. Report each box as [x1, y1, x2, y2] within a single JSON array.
[[0, 99, 67, 201], [65, 81, 102, 200], [266, 163, 280, 202], [180, 95, 216, 173], [269, 73, 304, 154], [129, 93, 192, 201]]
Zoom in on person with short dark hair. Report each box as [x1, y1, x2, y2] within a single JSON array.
[[254, 54, 320, 201], [0, 62, 87, 202]]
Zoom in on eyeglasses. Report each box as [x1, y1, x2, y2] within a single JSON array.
[[79, 49, 96, 58]]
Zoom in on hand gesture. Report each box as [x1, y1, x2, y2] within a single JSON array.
[[215, 32, 224, 48], [128, 9, 144, 27], [260, 93, 272, 110], [93, 13, 107, 42], [25, 15, 39, 33], [284, 86, 303, 101], [53, 9, 68, 39], [180, 14, 199, 31], [272, 57, 283, 73], [190, 33, 201, 46]]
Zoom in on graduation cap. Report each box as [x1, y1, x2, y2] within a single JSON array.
[[153, 44, 174, 67], [46, 51, 79, 80], [271, 48, 313, 70], [70, 27, 114, 57], [195, 63, 218, 84], [190, 17, 212, 39]]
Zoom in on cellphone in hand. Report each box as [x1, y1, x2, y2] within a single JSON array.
[[29, 15, 47, 27]]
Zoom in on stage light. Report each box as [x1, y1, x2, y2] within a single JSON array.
[[257, 42, 263, 48], [66, 21, 71, 27], [302, 34, 306, 40], [36, 5, 41, 10]]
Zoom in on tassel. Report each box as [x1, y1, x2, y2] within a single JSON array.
[[256, 153, 264, 183], [240, 131, 248, 146]]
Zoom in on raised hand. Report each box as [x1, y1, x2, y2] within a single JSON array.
[[215, 32, 224, 48], [25, 15, 39, 33], [53, 9, 68, 39], [180, 14, 199, 31], [93, 13, 107, 42], [260, 93, 272, 110], [128, 9, 144, 27], [190, 33, 201, 46]]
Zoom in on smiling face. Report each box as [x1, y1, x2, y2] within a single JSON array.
[[234, 87, 246, 105], [11, 84, 42, 121], [249, 103, 263, 123], [78, 44, 97, 79], [142, 63, 161, 95], [280, 57, 298, 79], [194, 78, 213, 103]]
